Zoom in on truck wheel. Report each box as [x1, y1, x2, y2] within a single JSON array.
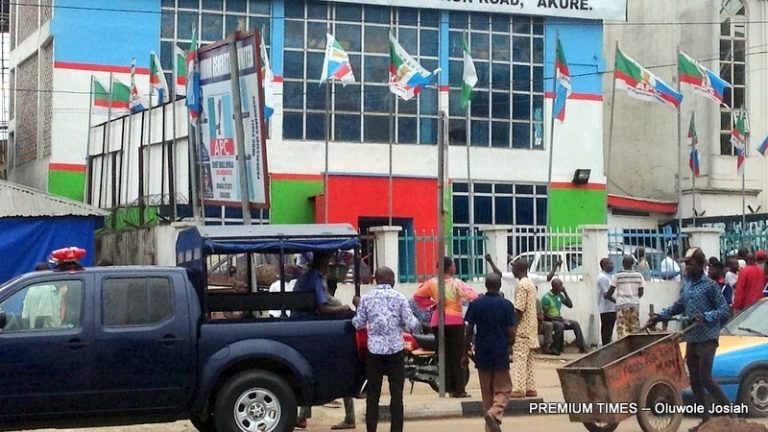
[[214, 370, 297, 432], [738, 369, 768, 417]]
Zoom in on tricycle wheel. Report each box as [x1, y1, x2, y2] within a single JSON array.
[[583, 421, 618, 432], [637, 376, 683, 432]]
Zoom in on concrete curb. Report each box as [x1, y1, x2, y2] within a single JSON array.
[[375, 398, 544, 421]]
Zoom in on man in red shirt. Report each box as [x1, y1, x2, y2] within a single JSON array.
[[733, 251, 767, 313]]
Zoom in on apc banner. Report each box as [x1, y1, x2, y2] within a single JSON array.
[[198, 31, 269, 208], [320, 0, 626, 20]]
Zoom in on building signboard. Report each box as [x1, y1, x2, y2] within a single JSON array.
[[321, 0, 626, 20], [198, 31, 269, 208]]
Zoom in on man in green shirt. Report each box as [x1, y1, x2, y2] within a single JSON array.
[[541, 279, 588, 354]]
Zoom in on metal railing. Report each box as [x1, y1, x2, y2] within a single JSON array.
[[608, 228, 686, 280], [720, 231, 768, 258], [399, 230, 487, 283]]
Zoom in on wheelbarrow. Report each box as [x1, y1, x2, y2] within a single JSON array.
[[557, 317, 695, 432]]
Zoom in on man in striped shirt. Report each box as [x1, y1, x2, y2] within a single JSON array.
[[604, 255, 644, 338]]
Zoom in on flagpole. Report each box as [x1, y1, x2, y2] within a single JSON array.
[[606, 41, 618, 201], [675, 46, 683, 238], [144, 70, 153, 226], [464, 32, 475, 278], [742, 107, 747, 235], [168, 87, 178, 222], [101, 72, 113, 210], [388, 89, 394, 226], [323, 80, 330, 224], [85, 76, 94, 204], [692, 161, 697, 227], [546, 33, 559, 231]]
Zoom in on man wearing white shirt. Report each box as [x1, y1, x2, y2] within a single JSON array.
[[485, 254, 561, 300], [268, 264, 302, 318], [660, 247, 681, 281]]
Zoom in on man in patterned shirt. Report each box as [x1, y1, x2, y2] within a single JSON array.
[[352, 266, 421, 432], [510, 258, 539, 398], [654, 247, 731, 431]]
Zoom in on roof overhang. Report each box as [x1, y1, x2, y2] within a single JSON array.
[[607, 194, 677, 215]]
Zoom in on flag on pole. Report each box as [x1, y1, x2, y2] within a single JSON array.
[[110, 78, 133, 116], [174, 45, 187, 97], [678, 51, 731, 106], [687, 113, 700, 177], [758, 136, 768, 156], [260, 34, 275, 119], [91, 78, 111, 115], [736, 146, 746, 175], [129, 58, 148, 113], [388, 33, 440, 101], [150, 51, 169, 106], [614, 47, 683, 110], [459, 38, 477, 109], [321, 33, 355, 87], [186, 29, 201, 120], [552, 38, 571, 122], [731, 110, 748, 175]]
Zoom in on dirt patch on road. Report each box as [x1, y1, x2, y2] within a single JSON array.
[[699, 417, 768, 432]]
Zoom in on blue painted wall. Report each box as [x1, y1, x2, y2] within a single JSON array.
[[52, 0, 161, 68], [544, 19, 604, 96]]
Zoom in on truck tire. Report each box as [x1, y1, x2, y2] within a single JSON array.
[[213, 370, 297, 432]]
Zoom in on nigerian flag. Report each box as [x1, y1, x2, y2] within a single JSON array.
[[460, 39, 477, 109]]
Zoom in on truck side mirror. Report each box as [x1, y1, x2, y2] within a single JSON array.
[[0, 310, 6, 329]]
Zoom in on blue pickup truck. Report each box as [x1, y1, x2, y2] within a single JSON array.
[[0, 224, 366, 432]]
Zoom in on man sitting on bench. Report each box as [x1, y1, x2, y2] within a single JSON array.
[[541, 278, 588, 354]]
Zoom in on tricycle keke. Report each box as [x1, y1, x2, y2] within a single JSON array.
[[558, 322, 693, 432]]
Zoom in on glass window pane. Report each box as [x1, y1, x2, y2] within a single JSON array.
[[449, 91, 463, 117], [202, 14, 223, 41], [512, 93, 530, 120], [497, 184, 514, 194], [420, 30, 439, 57], [160, 41, 173, 70], [536, 198, 547, 225], [398, 98, 417, 115], [283, 112, 303, 139], [513, 36, 531, 63], [336, 24, 361, 52], [336, 3, 362, 22], [161, 10, 175, 39], [449, 60, 462, 91], [491, 63, 510, 90], [365, 6, 390, 23], [398, 117, 417, 144], [399, 28, 418, 54], [307, 51, 324, 82], [532, 37, 544, 64], [307, 23, 327, 49], [249, 17, 269, 35], [228, 0, 247, 13], [471, 91, 489, 118], [491, 121, 510, 148], [335, 114, 360, 142], [179, 0, 198, 9], [492, 15, 509, 33], [202, 0, 222, 10], [285, 20, 304, 49], [336, 84, 361, 112], [512, 16, 530, 34], [470, 13, 490, 31], [512, 122, 530, 149], [453, 195, 469, 224], [449, 119, 467, 145], [363, 55, 388, 83], [475, 61, 489, 88], [162, 0, 174, 8], [449, 11, 468, 28], [533, 65, 543, 91], [420, 87, 438, 115], [249, 0, 270, 15], [226, 15, 245, 34], [474, 196, 492, 224], [492, 34, 510, 62], [475, 183, 492, 193], [364, 85, 389, 113], [307, 1, 327, 19], [532, 18, 544, 35], [399, 8, 419, 26], [420, 117, 437, 144], [306, 82, 325, 110], [420, 9, 439, 27], [449, 31, 464, 59], [178, 11, 198, 40], [491, 92, 509, 119], [307, 113, 325, 140], [517, 184, 533, 194], [471, 33, 490, 60], [513, 65, 530, 92], [495, 196, 513, 224], [471, 120, 489, 147], [516, 197, 534, 225], [284, 0, 303, 18], [365, 25, 389, 54], [364, 115, 389, 142], [453, 182, 468, 192], [283, 51, 304, 79], [536, 185, 547, 195], [283, 81, 303, 109]]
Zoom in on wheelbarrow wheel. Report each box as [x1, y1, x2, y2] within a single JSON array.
[[637, 376, 683, 432], [582, 421, 618, 432]]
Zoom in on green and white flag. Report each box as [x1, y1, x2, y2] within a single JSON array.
[[460, 39, 477, 109]]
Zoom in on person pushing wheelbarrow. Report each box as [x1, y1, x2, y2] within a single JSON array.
[[650, 247, 732, 432]]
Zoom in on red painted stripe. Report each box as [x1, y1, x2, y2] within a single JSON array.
[[271, 173, 323, 181], [439, 85, 449, 92], [49, 163, 86, 173], [550, 182, 606, 191], [55, 61, 150, 75], [273, 76, 284, 83], [607, 194, 677, 214], [544, 91, 602, 102]]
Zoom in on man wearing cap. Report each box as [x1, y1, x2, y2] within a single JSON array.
[[733, 251, 766, 313], [653, 248, 731, 432]]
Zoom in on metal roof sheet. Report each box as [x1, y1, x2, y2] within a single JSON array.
[[0, 180, 110, 218], [194, 223, 359, 240]]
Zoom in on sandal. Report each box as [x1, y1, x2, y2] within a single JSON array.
[[331, 421, 356, 430]]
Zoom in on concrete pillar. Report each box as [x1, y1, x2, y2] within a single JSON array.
[[369, 226, 402, 280], [481, 225, 512, 273], [580, 225, 610, 347], [682, 227, 724, 259]]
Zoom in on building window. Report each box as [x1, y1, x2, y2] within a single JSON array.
[[720, 0, 746, 155], [160, 0, 271, 87], [452, 181, 547, 230], [448, 14, 544, 149], [283, 1, 439, 144]]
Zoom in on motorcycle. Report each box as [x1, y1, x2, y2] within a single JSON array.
[[402, 330, 470, 394]]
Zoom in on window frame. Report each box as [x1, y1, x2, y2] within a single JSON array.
[[719, 0, 747, 156], [0, 277, 86, 333], [101, 276, 175, 329]]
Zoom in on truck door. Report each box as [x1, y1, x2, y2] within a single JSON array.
[[0, 274, 94, 417], [90, 273, 194, 412]]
